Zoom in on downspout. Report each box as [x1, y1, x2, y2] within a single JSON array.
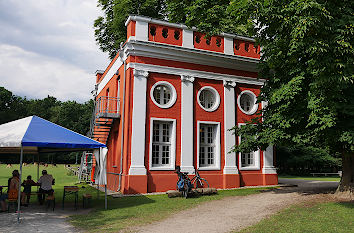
[[117, 44, 126, 192]]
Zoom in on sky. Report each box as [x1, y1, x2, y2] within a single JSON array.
[[0, 0, 110, 103]]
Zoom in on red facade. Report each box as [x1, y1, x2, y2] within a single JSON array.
[[92, 16, 277, 194]]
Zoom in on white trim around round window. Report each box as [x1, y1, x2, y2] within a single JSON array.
[[150, 81, 177, 109], [197, 86, 220, 112], [237, 90, 259, 115]]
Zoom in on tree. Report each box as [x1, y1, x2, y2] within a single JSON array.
[[94, 0, 167, 59], [225, 0, 353, 194], [0, 87, 28, 124]]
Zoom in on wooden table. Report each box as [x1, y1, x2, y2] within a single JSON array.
[[62, 186, 79, 209]]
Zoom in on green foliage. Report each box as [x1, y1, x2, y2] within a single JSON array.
[[277, 145, 341, 175], [94, 0, 167, 59]]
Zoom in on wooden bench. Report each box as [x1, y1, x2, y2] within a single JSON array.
[[82, 193, 92, 208], [310, 172, 342, 177]]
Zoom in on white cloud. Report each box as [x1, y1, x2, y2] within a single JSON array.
[[0, 44, 95, 102], [0, 0, 110, 102]]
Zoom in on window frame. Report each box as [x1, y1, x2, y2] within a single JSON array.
[[150, 81, 177, 109], [197, 121, 221, 170], [237, 90, 259, 115], [197, 86, 220, 112], [238, 123, 260, 171], [149, 117, 176, 170]]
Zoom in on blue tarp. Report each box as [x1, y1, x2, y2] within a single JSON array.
[[0, 115, 106, 150]]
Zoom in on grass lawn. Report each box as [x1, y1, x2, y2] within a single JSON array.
[[239, 201, 354, 233], [279, 175, 340, 182]]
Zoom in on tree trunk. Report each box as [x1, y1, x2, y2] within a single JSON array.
[[336, 151, 354, 199]]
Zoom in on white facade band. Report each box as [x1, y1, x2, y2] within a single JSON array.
[[223, 81, 239, 174], [180, 75, 195, 173], [129, 69, 149, 175]]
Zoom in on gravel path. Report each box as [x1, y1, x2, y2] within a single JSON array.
[[0, 204, 86, 233], [134, 179, 339, 233]]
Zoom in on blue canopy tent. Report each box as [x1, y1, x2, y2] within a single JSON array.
[[0, 116, 107, 222]]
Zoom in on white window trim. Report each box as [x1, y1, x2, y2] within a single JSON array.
[[150, 81, 177, 109], [238, 123, 260, 171], [237, 90, 259, 115], [149, 117, 176, 170], [197, 121, 221, 170], [197, 86, 220, 112]]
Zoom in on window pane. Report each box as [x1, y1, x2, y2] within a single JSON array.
[[153, 123, 160, 142], [152, 145, 160, 165], [241, 152, 254, 167], [162, 145, 170, 164], [199, 147, 205, 165], [152, 120, 172, 167], [199, 89, 215, 109], [199, 124, 216, 167], [240, 93, 254, 112], [153, 84, 172, 105]]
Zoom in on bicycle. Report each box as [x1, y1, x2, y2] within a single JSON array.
[[175, 166, 193, 198], [191, 168, 209, 189]]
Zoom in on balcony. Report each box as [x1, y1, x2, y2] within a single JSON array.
[[95, 96, 120, 119]]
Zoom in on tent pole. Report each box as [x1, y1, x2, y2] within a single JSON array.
[[17, 146, 23, 223], [37, 154, 40, 192], [105, 185, 107, 210]]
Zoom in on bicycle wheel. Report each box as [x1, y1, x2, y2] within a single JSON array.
[[183, 182, 189, 198], [194, 178, 209, 188]]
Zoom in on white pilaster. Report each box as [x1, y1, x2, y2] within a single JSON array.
[[180, 75, 195, 173], [135, 20, 148, 41], [129, 69, 149, 175], [224, 37, 234, 55], [262, 145, 277, 174], [223, 80, 239, 174], [182, 29, 194, 49]]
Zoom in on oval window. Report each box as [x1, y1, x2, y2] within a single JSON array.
[[150, 81, 177, 109], [197, 86, 220, 112], [237, 90, 258, 115]]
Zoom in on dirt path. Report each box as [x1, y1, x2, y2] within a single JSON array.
[[133, 179, 339, 233], [0, 204, 86, 233]]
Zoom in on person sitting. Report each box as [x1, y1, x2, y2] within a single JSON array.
[[0, 170, 25, 211], [22, 175, 37, 206], [37, 170, 54, 205]]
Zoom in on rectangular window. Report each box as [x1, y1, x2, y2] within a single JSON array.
[[241, 152, 255, 167], [238, 123, 260, 170], [152, 121, 172, 167], [199, 124, 216, 167]]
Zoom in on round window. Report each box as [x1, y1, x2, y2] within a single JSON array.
[[197, 86, 220, 112], [150, 81, 177, 109], [237, 90, 258, 115]]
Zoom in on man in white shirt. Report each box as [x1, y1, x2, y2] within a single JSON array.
[[37, 170, 54, 205]]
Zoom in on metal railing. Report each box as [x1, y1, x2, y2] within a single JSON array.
[[95, 96, 120, 118], [87, 96, 120, 140]]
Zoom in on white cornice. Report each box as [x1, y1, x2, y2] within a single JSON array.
[[124, 40, 259, 73], [127, 62, 265, 86]]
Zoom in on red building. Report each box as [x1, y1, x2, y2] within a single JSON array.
[[90, 15, 277, 194]]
